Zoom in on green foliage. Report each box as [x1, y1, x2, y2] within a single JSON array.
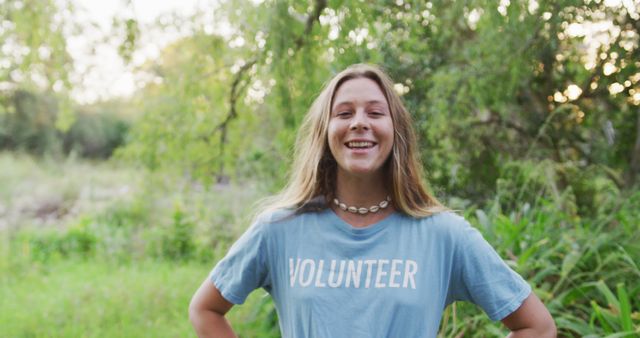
[[0, 90, 130, 158], [1, 0, 639, 196], [0, 155, 280, 337], [115, 33, 254, 183], [0, 90, 63, 155], [24, 217, 97, 262], [160, 204, 196, 261], [0, 258, 282, 338], [5, 0, 640, 195], [0, 260, 204, 337], [1, 155, 639, 336], [63, 111, 130, 159], [440, 190, 640, 337], [0, 0, 75, 128], [2, 0, 640, 336], [97, 196, 150, 230], [493, 159, 625, 220], [586, 281, 639, 336], [115, 17, 140, 64]]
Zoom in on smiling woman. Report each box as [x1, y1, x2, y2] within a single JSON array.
[[188, 64, 557, 338], [328, 78, 394, 180]]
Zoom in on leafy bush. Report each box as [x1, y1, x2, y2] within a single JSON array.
[[25, 217, 97, 262], [160, 204, 196, 261], [495, 160, 622, 219], [0, 90, 129, 159], [63, 111, 129, 159], [97, 197, 151, 229], [0, 90, 62, 156], [440, 191, 640, 337]]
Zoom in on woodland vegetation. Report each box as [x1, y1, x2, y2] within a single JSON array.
[[1, 0, 639, 337]]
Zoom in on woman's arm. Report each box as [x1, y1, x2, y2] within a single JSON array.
[[501, 292, 556, 337], [189, 277, 237, 338]]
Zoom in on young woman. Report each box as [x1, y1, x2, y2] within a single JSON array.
[[189, 64, 556, 337]]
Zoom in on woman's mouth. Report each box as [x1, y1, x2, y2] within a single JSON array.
[[346, 141, 376, 149]]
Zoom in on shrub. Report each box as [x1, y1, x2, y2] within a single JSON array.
[[0, 90, 62, 156], [446, 191, 640, 337], [160, 204, 196, 261], [26, 217, 96, 262], [63, 112, 129, 159]]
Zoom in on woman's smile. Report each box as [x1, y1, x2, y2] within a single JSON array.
[[345, 139, 377, 154]]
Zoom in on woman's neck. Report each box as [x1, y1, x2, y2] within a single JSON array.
[[330, 170, 395, 228], [332, 169, 390, 208]]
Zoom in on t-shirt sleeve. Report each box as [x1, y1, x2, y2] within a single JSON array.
[[448, 218, 531, 321], [209, 220, 272, 305]]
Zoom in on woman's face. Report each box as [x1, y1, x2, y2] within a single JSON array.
[[328, 77, 394, 179]]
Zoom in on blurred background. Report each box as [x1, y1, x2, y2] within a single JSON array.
[[1, 0, 639, 337]]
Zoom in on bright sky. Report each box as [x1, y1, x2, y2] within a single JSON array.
[[65, 0, 223, 104]]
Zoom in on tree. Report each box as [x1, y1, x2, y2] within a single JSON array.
[[0, 0, 75, 130], [116, 32, 258, 183], [120, 0, 639, 203]]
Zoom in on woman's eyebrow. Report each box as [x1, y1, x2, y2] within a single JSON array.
[[332, 101, 354, 110], [332, 100, 387, 110], [366, 100, 386, 106]]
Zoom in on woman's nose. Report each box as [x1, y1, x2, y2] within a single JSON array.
[[350, 111, 369, 130]]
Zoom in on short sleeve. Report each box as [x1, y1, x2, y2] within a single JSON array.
[[210, 220, 271, 305], [448, 219, 531, 321]]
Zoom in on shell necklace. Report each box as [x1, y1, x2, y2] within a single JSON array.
[[333, 195, 391, 215]]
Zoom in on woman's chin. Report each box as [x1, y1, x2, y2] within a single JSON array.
[[339, 165, 384, 177]]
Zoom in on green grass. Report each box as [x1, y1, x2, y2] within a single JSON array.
[[0, 259, 200, 337], [0, 152, 277, 337], [0, 259, 278, 338]]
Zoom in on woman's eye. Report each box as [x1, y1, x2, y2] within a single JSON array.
[[337, 111, 351, 117]]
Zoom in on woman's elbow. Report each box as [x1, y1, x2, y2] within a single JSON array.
[[541, 317, 557, 337], [188, 296, 202, 326], [503, 293, 557, 337]]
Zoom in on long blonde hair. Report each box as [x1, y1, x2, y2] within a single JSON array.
[[258, 63, 447, 218]]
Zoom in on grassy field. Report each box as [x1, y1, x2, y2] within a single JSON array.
[[0, 152, 278, 338], [1, 152, 638, 337], [0, 258, 277, 338], [1, 259, 202, 337]]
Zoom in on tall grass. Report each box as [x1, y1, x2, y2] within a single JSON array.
[[438, 171, 640, 337], [0, 258, 279, 338], [0, 152, 276, 337]]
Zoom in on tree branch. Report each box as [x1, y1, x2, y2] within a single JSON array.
[[294, 0, 327, 50], [213, 58, 257, 180], [469, 112, 530, 138], [626, 108, 640, 187]]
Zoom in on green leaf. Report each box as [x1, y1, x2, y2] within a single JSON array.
[[592, 300, 616, 334], [561, 249, 581, 278], [595, 280, 621, 312], [616, 284, 633, 332], [603, 332, 640, 338]]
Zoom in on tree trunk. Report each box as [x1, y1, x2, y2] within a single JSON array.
[[626, 109, 640, 187]]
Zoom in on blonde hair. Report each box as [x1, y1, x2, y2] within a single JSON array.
[[258, 63, 447, 218]]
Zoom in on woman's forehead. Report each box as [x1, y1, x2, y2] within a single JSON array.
[[332, 77, 387, 108]]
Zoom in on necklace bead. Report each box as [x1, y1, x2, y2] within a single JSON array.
[[333, 196, 391, 215]]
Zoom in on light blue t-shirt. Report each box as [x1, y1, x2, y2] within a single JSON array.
[[210, 208, 531, 338]]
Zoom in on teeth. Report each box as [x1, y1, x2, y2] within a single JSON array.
[[348, 141, 374, 148]]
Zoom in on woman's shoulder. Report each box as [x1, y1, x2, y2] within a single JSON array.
[[409, 210, 473, 234], [254, 208, 298, 225], [238, 208, 297, 241], [253, 195, 328, 227]]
